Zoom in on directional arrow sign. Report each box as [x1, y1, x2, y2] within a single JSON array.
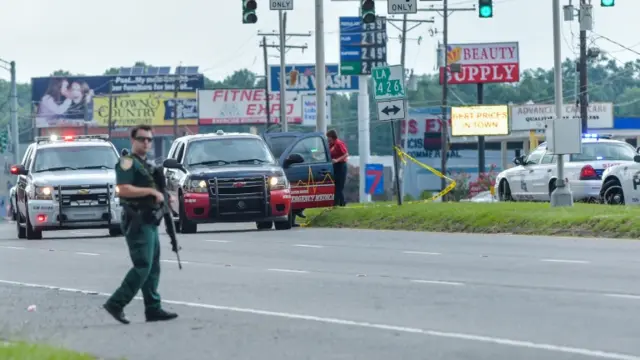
[[372, 64, 405, 100], [376, 99, 406, 122], [388, 0, 418, 14]]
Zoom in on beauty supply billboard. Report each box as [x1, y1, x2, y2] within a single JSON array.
[[198, 89, 302, 125], [439, 42, 519, 85], [31, 74, 204, 128]]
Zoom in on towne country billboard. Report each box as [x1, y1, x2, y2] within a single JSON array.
[[451, 105, 510, 136], [31, 74, 204, 128], [440, 42, 519, 85], [198, 89, 302, 125], [510, 102, 614, 131]]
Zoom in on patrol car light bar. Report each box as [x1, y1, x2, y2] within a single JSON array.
[[35, 134, 110, 144], [582, 134, 612, 139]]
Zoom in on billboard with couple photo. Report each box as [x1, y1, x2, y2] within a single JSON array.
[[31, 74, 204, 128]]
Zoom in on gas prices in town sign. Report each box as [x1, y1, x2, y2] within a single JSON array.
[[439, 42, 519, 85]]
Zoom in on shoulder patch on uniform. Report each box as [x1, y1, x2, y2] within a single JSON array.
[[120, 156, 133, 170]]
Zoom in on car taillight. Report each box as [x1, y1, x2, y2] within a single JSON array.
[[579, 165, 598, 180]]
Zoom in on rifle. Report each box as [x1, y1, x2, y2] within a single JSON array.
[[152, 166, 182, 270]]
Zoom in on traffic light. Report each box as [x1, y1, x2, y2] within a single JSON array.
[[601, 0, 614, 6], [478, 0, 493, 18], [0, 130, 8, 154], [361, 0, 375, 24], [242, 0, 257, 24]]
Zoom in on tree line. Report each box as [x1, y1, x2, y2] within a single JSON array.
[[2, 56, 639, 155]]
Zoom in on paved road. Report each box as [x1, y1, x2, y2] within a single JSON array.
[[1, 222, 640, 360]]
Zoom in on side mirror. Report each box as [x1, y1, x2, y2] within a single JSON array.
[[283, 153, 305, 168], [10, 164, 26, 176], [163, 158, 185, 172], [513, 157, 521, 165], [634, 155, 640, 163], [636, 146, 640, 154], [121, 148, 129, 156]]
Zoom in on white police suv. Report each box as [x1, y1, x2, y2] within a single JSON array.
[[496, 134, 637, 203], [599, 153, 640, 205]]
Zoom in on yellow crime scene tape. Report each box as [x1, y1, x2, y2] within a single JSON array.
[[299, 147, 458, 227]]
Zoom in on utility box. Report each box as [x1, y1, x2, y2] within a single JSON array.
[[546, 117, 582, 154]]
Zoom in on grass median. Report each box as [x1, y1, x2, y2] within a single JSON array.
[[0, 342, 97, 359], [304, 202, 640, 238]]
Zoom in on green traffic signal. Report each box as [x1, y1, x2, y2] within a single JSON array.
[[479, 5, 493, 17], [242, 0, 257, 24], [601, 0, 614, 6], [361, 0, 375, 24], [478, 0, 493, 18]]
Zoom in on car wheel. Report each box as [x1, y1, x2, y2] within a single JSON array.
[[24, 203, 42, 240], [602, 179, 624, 205], [178, 194, 197, 234], [499, 180, 514, 201], [256, 221, 272, 230], [16, 207, 25, 239], [108, 226, 123, 237], [274, 210, 293, 231]]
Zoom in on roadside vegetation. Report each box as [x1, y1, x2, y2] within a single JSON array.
[[304, 202, 640, 238], [0, 342, 97, 359]]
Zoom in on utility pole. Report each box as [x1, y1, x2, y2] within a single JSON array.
[[388, 15, 433, 200], [9, 61, 18, 163], [314, 0, 327, 134], [258, 17, 310, 132], [420, 1, 475, 199], [107, 80, 113, 139], [173, 76, 179, 139], [578, 0, 590, 134], [259, 36, 272, 131]]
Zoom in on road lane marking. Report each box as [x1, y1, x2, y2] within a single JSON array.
[[206, 240, 231, 243], [540, 259, 590, 264], [605, 294, 640, 300], [293, 244, 323, 248], [74, 252, 99, 256], [411, 280, 464, 286], [161, 259, 191, 265], [267, 268, 309, 274], [0, 279, 638, 360], [2, 246, 25, 250], [403, 251, 441, 255]]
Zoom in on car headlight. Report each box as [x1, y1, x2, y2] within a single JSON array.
[[269, 175, 288, 190], [31, 185, 53, 200], [185, 179, 208, 193]]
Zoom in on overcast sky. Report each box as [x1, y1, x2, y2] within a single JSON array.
[[0, 0, 636, 83]]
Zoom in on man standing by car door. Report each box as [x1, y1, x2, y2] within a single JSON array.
[[326, 129, 349, 207]]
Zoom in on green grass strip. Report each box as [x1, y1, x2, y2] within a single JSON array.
[[305, 202, 640, 238], [0, 342, 97, 359]]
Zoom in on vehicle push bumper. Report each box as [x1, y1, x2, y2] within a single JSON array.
[[29, 184, 122, 231], [183, 175, 291, 223]]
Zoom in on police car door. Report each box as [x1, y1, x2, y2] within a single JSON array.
[[621, 163, 640, 204], [535, 146, 556, 200], [517, 145, 546, 201]]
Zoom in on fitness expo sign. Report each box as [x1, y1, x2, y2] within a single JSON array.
[[198, 89, 302, 125], [510, 102, 614, 131], [439, 42, 519, 85], [451, 105, 510, 136]]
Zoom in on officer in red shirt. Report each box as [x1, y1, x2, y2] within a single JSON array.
[[326, 129, 349, 207]]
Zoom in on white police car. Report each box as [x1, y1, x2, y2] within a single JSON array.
[[496, 134, 637, 203], [599, 153, 640, 205]]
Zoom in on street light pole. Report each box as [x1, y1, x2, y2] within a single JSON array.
[[0, 59, 19, 164]]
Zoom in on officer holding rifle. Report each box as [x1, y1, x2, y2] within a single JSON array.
[[103, 125, 179, 324]]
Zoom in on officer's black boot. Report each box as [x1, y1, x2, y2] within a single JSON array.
[[103, 303, 130, 324], [145, 308, 178, 322]]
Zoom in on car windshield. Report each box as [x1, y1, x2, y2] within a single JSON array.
[[570, 142, 637, 162], [267, 135, 297, 158], [33, 145, 119, 172], [185, 138, 276, 166]]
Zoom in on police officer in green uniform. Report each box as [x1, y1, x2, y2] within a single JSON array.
[[103, 125, 178, 324]]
